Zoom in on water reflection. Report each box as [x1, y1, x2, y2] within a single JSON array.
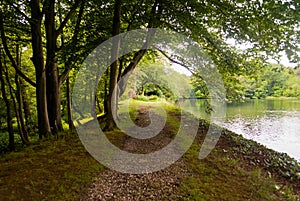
[[183, 99, 300, 161]]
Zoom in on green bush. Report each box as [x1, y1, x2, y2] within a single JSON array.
[[148, 95, 158, 100], [135, 95, 149, 101], [0, 132, 23, 153]]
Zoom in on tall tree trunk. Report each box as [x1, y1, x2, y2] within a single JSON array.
[[103, 68, 109, 114], [15, 74, 30, 144], [66, 77, 75, 130], [20, 78, 32, 129], [15, 45, 29, 143], [3, 52, 29, 145], [96, 96, 102, 114], [46, 59, 62, 134], [45, 0, 63, 134], [105, 0, 122, 130], [30, 0, 51, 138], [0, 52, 14, 151]]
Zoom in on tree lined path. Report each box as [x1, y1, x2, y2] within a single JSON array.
[[1, 1, 300, 199]]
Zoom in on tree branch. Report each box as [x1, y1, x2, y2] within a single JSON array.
[[41, 0, 49, 15], [55, 0, 82, 40], [120, 0, 162, 78], [155, 48, 195, 76], [59, 0, 85, 52], [0, 15, 36, 87], [58, 68, 71, 85], [5, 0, 31, 22]]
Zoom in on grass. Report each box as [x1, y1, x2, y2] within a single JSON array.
[[0, 132, 103, 201], [179, 144, 297, 200], [0, 100, 299, 200]]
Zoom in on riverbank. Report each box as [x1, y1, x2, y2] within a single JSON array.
[[265, 96, 300, 100], [0, 101, 299, 200]]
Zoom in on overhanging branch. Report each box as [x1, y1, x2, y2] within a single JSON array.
[[155, 48, 195, 76]]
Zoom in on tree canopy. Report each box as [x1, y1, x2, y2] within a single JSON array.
[[0, 0, 299, 149]]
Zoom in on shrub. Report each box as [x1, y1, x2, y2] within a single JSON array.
[[148, 95, 158, 100], [135, 95, 148, 101]]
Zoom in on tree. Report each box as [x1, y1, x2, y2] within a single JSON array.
[[104, 0, 163, 129], [0, 51, 14, 151], [44, 0, 82, 133], [1, 0, 299, 139], [105, 0, 122, 130], [2, 0, 84, 137], [29, 0, 52, 138], [163, 0, 300, 101]]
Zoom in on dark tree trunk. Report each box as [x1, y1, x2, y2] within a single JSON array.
[[44, 0, 81, 133], [90, 85, 96, 115], [3, 51, 29, 145], [46, 60, 62, 134], [45, 0, 63, 134], [15, 45, 29, 143], [66, 77, 75, 130], [30, 0, 51, 138], [15, 74, 30, 144], [0, 52, 14, 151], [96, 96, 102, 114], [103, 69, 109, 114], [105, 0, 122, 130], [20, 78, 32, 128]]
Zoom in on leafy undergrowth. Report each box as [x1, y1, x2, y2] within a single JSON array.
[[0, 132, 103, 201]]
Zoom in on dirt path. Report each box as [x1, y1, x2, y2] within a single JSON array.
[[83, 106, 192, 201]]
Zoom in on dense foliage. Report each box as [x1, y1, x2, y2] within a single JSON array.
[[124, 59, 192, 101], [242, 65, 300, 99], [192, 64, 300, 101], [0, 0, 299, 151]]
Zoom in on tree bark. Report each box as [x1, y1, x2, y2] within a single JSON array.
[[5, 72, 27, 145], [105, 0, 122, 130], [3, 49, 29, 145], [20, 78, 32, 129], [0, 52, 14, 151], [30, 0, 51, 138], [66, 77, 75, 130], [45, 0, 63, 134], [103, 68, 109, 114], [15, 74, 30, 144], [15, 45, 29, 143], [45, 0, 81, 133]]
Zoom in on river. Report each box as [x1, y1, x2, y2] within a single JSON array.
[[183, 99, 300, 161]]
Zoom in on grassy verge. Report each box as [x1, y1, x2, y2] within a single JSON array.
[[0, 132, 103, 201], [180, 140, 299, 200]]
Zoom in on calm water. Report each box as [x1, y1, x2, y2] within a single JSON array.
[[183, 99, 300, 161]]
